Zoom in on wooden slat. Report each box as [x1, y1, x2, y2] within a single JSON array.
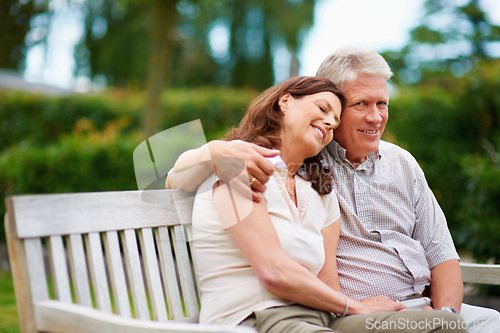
[[85, 233, 112, 313], [67, 234, 93, 307], [171, 226, 198, 319], [24, 238, 50, 302], [121, 229, 150, 320], [155, 227, 184, 320], [47, 236, 72, 302], [461, 262, 500, 285], [9, 190, 182, 238], [139, 228, 168, 321], [103, 231, 132, 317]]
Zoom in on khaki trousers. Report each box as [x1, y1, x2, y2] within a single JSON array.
[[240, 304, 467, 333]]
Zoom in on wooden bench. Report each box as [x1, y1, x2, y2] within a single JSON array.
[[5, 190, 499, 332], [461, 263, 500, 286], [5, 190, 255, 333]]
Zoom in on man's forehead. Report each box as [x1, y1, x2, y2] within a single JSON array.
[[344, 88, 389, 101], [343, 80, 389, 100]]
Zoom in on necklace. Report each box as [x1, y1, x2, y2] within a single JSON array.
[[285, 173, 296, 196], [278, 169, 296, 197]]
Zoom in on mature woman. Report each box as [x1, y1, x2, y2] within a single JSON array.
[[184, 76, 465, 332]]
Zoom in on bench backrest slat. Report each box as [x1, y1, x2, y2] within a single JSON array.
[[67, 234, 93, 307], [156, 226, 184, 319], [25, 238, 49, 302], [122, 228, 152, 320], [102, 230, 132, 317], [171, 224, 199, 318], [139, 227, 169, 321], [8, 191, 186, 238], [47, 235, 72, 303], [461, 263, 500, 285], [86, 232, 113, 312]]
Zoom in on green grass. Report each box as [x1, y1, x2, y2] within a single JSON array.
[[0, 271, 19, 333]]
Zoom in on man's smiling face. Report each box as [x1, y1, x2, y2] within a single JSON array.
[[333, 74, 389, 165]]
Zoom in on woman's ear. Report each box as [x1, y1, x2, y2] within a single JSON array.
[[278, 93, 291, 113]]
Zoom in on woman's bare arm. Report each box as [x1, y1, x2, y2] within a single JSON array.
[[167, 140, 279, 197]]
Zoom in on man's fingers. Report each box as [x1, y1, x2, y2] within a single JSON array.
[[250, 145, 279, 176], [251, 191, 264, 203], [251, 144, 280, 158]]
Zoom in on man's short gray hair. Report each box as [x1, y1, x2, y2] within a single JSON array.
[[316, 46, 393, 91]]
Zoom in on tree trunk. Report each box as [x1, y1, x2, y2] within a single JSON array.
[[142, 0, 178, 138]]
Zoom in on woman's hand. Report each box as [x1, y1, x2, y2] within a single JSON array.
[[359, 295, 408, 313]]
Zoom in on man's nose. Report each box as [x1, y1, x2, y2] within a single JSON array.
[[365, 104, 382, 123]]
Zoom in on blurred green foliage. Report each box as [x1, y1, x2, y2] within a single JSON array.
[[0, 271, 20, 333], [0, 87, 258, 240], [0, 87, 256, 147], [387, 61, 500, 263], [382, 0, 500, 84], [459, 154, 500, 262]]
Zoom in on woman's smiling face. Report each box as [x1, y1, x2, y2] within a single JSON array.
[[279, 91, 342, 160]]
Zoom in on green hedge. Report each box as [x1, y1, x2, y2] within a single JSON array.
[[0, 87, 258, 240], [0, 91, 134, 148], [0, 126, 139, 239], [459, 153, 500, 262], [0, 87, 257, 149]]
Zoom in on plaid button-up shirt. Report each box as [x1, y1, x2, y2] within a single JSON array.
[[324, 140, 459, 301]]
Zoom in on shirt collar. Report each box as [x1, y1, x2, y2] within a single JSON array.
[[326, 140, 382, 166]]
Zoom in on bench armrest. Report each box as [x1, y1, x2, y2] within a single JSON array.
[[35, 300, 256, 333]]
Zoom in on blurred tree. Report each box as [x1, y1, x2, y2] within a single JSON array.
[[73, 0, 316, 90], [382, 0, 500, 84], [225, 0, 315, 88], [75, 0, 151, 87], [143, 0, 179, 137], [0, 0, 48, 70]]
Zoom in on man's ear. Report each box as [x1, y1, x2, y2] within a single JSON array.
[[278, 93, 291, 113]]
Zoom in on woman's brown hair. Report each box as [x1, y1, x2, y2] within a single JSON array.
[[225, 76, 345, 195]]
